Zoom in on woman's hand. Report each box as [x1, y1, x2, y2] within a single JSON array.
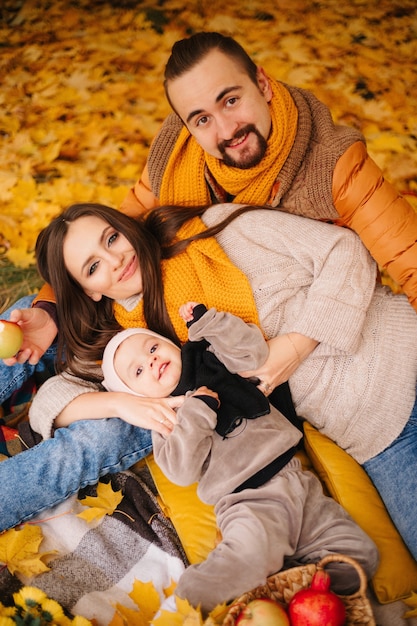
[[239, 333, 319, 395], [55, 391, 185, 436], [2, 307, 58, 366], [117, 395, 184, 435]]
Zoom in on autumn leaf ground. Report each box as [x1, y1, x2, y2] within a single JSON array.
[[1, 0, 416, 313]]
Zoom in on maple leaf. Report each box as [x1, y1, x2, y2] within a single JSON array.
[[77, 480, 123, 523], [163, 579, 178, 598], [206, 603, 230, 625], [151, 596, 204, 626], [109, 605, 148, 626], [109, 579, 163, 626], [108, 577, 227, 626], [0, 525, 56, 577], [130, 580, 162, 623], [151, 608, 188, 626]]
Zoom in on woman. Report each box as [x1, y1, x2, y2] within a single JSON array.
[[1, 202, 416, 561]]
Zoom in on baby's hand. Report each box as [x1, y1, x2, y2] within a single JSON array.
[[191, 386, 219, 403], [179, 302, 199, 322]]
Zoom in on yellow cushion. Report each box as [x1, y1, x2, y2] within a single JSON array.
[[145, 454, 218, 565], [303, 422, 417, 604]]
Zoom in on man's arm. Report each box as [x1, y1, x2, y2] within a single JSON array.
[[119, 163, 160, 217], [333, 141, 417, 312]]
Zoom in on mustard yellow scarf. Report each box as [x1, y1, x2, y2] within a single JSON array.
[[159, 78, 298, 207], [114, 217, 260, 343]]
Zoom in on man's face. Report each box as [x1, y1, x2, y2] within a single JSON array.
[[166, 49, 273, 168], [114, 333, 182, 398]]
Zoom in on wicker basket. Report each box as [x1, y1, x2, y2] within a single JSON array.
[[222, 554, 375, 625]]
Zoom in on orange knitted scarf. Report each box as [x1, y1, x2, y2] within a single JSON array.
[[159, 78, 298, 206], [113, 217, 260, 343]]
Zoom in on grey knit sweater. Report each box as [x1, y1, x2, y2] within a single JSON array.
[[30, 206, 417, 464]]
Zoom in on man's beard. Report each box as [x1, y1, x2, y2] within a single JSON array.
[[218, 124, 268, 169]]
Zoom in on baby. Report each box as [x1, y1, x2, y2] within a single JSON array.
[[101, 302, 378, 615]]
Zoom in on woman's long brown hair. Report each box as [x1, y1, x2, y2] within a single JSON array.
[[35, 202, 265, 379]]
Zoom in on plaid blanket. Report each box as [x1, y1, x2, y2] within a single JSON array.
[[0, 416, 189, 624]]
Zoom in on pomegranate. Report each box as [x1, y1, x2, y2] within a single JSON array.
[[235, 597, 290, 625], [288, 569, 346, 626]]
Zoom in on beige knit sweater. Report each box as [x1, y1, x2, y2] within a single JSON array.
[[202, 205, 417, 464], [30, 205, 417, 464]]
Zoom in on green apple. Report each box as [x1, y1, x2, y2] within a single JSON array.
[[235, 598, 290, 625], [0, 320, 24, 358]]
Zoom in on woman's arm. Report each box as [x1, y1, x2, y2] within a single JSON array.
[[55, 391, 180, 434], [29, 371, 181, 439], [182, 304, 318, 394], [240, 332, 319, 392]]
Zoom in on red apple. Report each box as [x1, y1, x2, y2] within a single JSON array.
[[288, 569, 346, 626], [236, 598, 290, 625], [0, 320, 24, 359]]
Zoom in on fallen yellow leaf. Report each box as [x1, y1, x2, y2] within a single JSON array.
[[163, 579, 178, 598], [110, 604, 149, 626], [130, 579, 162, 624], [77, 480, 123, 522], [151, 596, 204, 626], [0, 525, 56, 577], [151, 608, 187, 626]]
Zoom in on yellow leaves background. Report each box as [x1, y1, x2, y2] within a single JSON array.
[[0, 0, 416, 277]]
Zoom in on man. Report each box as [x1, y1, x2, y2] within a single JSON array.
[[121, 31, 417, 312], [2, 30, 417, 383]]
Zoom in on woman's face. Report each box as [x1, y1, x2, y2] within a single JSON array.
[[63, 215, 143, 302]]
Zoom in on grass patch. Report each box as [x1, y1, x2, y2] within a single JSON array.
[[0, 259, 43, 315]]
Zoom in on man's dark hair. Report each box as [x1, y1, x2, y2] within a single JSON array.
[[164, 32, 258, 109]]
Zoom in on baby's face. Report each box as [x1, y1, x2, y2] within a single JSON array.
[[114, 333, 182, 397]]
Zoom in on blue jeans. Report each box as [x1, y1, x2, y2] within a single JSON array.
[[0, 295, 57, 405], [0, 417, 153, 530], [0, 294, 153, 530], [363, 388, 417, 561]]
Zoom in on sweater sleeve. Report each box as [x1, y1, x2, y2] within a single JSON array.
[[187, 307, 269, 372], [33, 282, 56, 305], [333, 141, 417, 313], [152, 395, 217, 486], [119, 113, 183, 215], [119, 163, 160, 217], [29, 373, 101, 439], [280, 217, 378, 352]]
